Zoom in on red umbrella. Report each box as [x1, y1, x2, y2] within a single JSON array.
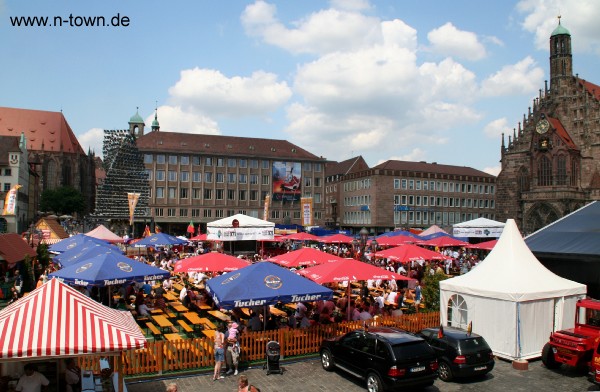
[[282, 232, 320, 242], [373, 235, 416, 247], [466, 239, 498, 251], [319, 234, 355, 244], [174, 252, 250, 273], [373, 244, 449, 263], [189, 233, 208, 241], [298, 258, 410, 284], [417, 236, 469, 248], [267, 247, 346, 268]]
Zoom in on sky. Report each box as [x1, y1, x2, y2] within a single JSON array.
[[2, 0, 600, 176]]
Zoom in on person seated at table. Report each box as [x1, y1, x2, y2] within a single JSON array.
[[138, 298, 155, 317], [115, 297, 128, 310], [359, 303, 372, 320], [318, 308, 333, 325], [126, 295, 136, 311], [153, 293, 167, 311], [265, 315, 279, 330]]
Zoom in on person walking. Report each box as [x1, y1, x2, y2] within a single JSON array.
[[165, 383, 177, 392], [213, 324, 226, 381]]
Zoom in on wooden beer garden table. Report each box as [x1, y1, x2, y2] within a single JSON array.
[[169, 302, 189, 315], [269, 306, 287, 317], [164, 333, 182, 342], [208, 310, 230, 322], [163, 292, 178, 302], [183, 312, 204, 333], [198, 317, 217, 330], [152, 315, 174, 334]]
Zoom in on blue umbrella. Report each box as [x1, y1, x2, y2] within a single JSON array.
[[49, 252, 169, 287], [205, 261, 333, 310], [53, 243, 123, 268], [49, 233, 118, 254], [134, 232, 188, 247]]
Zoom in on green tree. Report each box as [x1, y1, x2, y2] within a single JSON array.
[[39, 186, 86, 215], [422, 266, 450, 311]]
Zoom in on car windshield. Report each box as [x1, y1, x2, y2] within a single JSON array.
[[457, 337, 490, 352], [391, 341, 432, 360]]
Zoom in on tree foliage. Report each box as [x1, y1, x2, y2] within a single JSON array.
[[422, 266, 450, 311], [39, 186, 86, 215]]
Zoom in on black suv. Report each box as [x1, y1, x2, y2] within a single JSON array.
[[417, 326, 494, 382], [319, 327, 438, 392]]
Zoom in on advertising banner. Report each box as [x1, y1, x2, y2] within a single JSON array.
[[2, 185, 21, 215], [301, 197, 313, 226], [207, 227, 275, 241], [263, 194, 270, 220], [127, 192, 140, 225], [272, 161, 301, 202]]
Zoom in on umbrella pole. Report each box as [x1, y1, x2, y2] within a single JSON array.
[[347, 283, 351, 321]]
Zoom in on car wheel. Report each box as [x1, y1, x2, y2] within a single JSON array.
[[541, 343, 561, 370], [438, 360, 454, 382], [366, 372, 384, 392], [321, 349, 335, 371]]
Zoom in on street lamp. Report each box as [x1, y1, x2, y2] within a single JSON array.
[[359, 227, 369, 261], [371, 238, 378, 253]]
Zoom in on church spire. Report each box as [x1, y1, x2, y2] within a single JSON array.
[[151, 103, 160, 132], [549, 15, 572, 91]]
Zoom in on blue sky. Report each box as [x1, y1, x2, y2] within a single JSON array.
[[2, 0, 600, 175]]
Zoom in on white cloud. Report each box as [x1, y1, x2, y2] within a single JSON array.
[[241, 1, 393, 55], [168, 67, 292, 118], [480, 56, 544, 96], [383, 148, 427, 164], [484, 118, 510, 138], [427, 22, 487, 61], [517, 0, 600, 54], [144, 105, 220, 135], [329, 0, 371, 12], [483, 165, 501, 176], [78, 128, 105, 158]]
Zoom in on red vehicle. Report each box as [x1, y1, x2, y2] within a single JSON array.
[[542, 298, 600, 370]]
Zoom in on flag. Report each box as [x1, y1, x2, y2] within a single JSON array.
[[155, 224, 162, 233], [301, 197, 313, 226], [187, 220, 195, 234], [3, 185, 22, 215], [263, 194, 271, 220], [142, 225, 151, 238], [467, 321, 472, 336], [438, 325, 444, 339], [127, 192, 140, 226]]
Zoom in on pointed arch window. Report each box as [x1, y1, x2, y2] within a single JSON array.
[[538, 156, 553, 186], [518, 167, 529, 193], [556, 155, 567, 185], [571, 157, 579, 186]]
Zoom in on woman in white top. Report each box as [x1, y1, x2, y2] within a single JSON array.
[[213, 325, 226, 380]]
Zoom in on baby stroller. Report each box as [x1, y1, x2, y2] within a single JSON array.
[[263, 341, 283, 375]]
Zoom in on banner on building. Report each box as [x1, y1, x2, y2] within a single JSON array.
[[272, 161, 301, 202], [2, 185, 22, 215], [301, 197, 313, 226], [263, 194, 271, 220], [127, 192, 140, 226]]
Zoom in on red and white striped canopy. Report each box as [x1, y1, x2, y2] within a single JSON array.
[[0, 278, 146, 360]]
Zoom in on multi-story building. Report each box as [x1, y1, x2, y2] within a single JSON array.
[[324, 156, 369, 230], [0, 107, 96, 223], [0, 134, 29, 233], [130, 113, 328, 234], [496, 19, 600, 234], [336, 160, 496, 234]]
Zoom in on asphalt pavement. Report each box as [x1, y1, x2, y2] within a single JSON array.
[[125, 356, 600, 392]]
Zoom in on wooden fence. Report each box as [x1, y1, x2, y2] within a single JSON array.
[[80, 311, 439, 377]]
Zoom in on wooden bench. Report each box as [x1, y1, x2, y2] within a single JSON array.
[[146, 322, 162, 339], [165, 310, 177, 319], [178, 319, 194, 335]]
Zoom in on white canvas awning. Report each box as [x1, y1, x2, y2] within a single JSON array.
[[207, 214, 274, 241]]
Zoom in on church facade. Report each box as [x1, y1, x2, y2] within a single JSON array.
[[496, 20, 600, 235]]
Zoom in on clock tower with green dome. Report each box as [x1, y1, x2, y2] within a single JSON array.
[[128, 107, 145, 138], [549, 16, 572, 92]]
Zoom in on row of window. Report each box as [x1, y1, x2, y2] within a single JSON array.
[[394, 211, 495, 226], [393, 179, 495, 194], [151, 187, 322, 203], [343, 195, 372, 207], [154, 207, 322, 220], [144, 154, 322, 172], [343, 179, 371, 192], [342, 210, 371, 225], [394, 195, 495, 209], [147, 170, 322, 187]]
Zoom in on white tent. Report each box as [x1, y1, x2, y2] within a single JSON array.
[[452, 217, 505, 238], [440, 219, 586, 361], [207, 213, 274, 241]]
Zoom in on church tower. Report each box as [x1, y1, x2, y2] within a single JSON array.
[[549, 16, 572, 92], [128, 108, 145, 138], [151, 107, 160, 132]]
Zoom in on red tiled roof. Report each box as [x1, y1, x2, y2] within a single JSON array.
[[0, 233, 36, 264], [0, 107, 85, 155], [579, 79, 600, 102], [548, 117, 577, 149], [372, 160, 495, 178], [136, 131, 322, 160], [325, 156, 369, 176]]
